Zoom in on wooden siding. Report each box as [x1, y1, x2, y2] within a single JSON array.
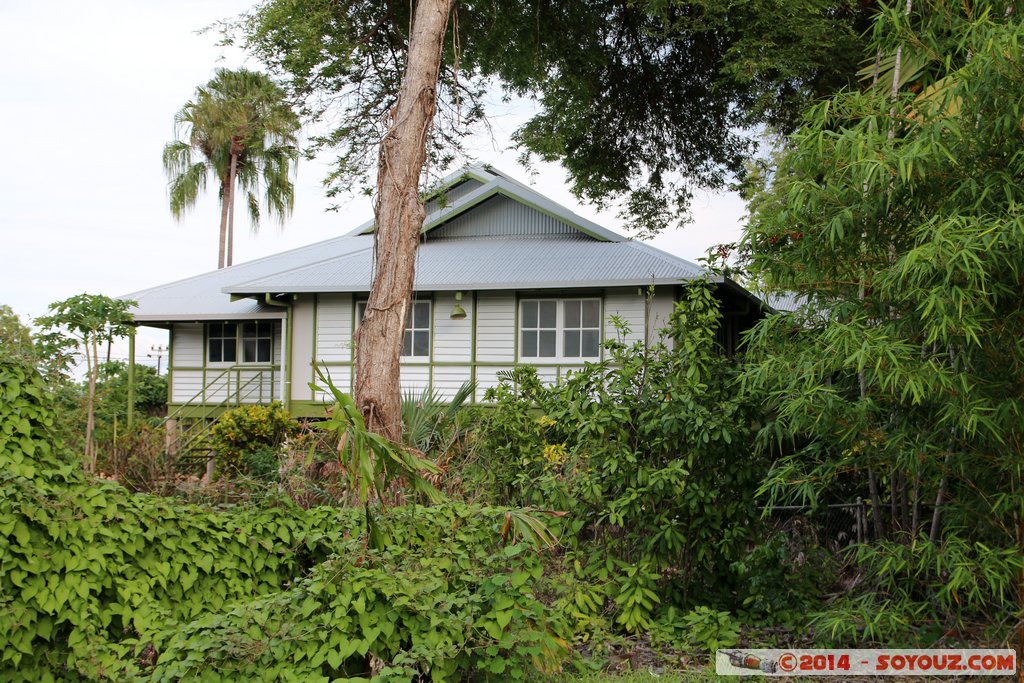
[[476, 292, 516, 363], [171, 288, 685, 408], [432, 292, 473, 362], [168, 321, 282, 407], [648, 285, 676, 347], [171, 324, 203, 367], [433, 365, 474, 400], [315, 365, 351, 402], [315, 293, 353, 363], [474, 366, 506, 402], [399, 364, 431, 394], [170, 324, 203, 403], [290, 297, 315, 403], [604, 288, 647, 345], [430, 195, 581, 239]]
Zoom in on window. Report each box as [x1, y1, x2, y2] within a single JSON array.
[[520, 298, 601, 360], [356, 300, 431, 358], [241, 321, 274, 363], [208, 323, 237, 363], [207, 321, 274, 364], [563, 299, 601, 358], [520, 300, 557, 357]]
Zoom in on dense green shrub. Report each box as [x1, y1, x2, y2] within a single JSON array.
[[730, 526, 832, 624], [208, 402, 295, 476], [470, 282, 772, 634], [0, 350, 569, 681], [154, 507, 568, 682]]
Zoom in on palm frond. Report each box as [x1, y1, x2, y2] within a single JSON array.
[[163, 67, 300, 240], [167, 162, 210, 220]]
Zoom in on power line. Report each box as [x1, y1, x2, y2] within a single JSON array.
[[147, 345, 168, 375]]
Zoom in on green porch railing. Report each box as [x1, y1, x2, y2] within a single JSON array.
[[162, 367, 277, 467]]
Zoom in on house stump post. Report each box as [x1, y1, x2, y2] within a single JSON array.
[[165, 418, 177, 459]]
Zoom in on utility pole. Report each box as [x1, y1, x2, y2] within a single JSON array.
[[148, 345, 168, 375]]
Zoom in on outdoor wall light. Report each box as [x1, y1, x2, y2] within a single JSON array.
[[450, 291, 467, 320]]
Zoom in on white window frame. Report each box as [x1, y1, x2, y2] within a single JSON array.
[[518, 297, 602, 363], [206, 321, 275, 366], [356, 299, 432, 359]]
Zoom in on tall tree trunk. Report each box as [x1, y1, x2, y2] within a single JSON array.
[[85, 335, 98, 473], [227, 144, 240, 268], [354, 0, 456, 441], [218, 174, 230, 269]]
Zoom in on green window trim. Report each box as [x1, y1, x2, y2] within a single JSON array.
[[355, 298, 433, 359], [205, 321, 277, 367], [518, 296, 602, 363]]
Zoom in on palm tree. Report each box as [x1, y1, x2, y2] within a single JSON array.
[[163, 68, 300, 268]]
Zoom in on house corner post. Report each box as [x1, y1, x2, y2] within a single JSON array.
[[127, 327, 136, 428]]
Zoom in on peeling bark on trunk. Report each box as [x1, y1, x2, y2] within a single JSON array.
[[354, 0, 456, 441]]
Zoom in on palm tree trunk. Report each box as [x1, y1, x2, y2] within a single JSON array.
[[218, 174, 230, 269], [227, 147, 239, 267], [354, 0, 456, 441]]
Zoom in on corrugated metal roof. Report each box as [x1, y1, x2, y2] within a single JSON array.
[[124, 165, 713, 322], [123, 235, 372, 321], [223, 236, 708, 294], [762, 292, 805, 313], [423, 177, 485, 215]]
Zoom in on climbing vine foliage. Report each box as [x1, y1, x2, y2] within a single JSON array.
[[0, 350, 567, 681]]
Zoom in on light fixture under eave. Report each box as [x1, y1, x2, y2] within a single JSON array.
[[450, 291, 467, 320]]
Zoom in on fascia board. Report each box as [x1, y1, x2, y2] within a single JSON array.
[[132, 312, 288, 323], [226, 277, 709, 296]]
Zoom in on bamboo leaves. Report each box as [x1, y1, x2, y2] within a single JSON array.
[[742, 0, 1024, 632]]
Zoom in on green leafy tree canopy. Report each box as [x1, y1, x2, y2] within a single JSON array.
[[227, 0, 872, 233]]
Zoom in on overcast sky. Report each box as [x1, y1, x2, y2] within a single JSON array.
[[0, 1, 747, 369]]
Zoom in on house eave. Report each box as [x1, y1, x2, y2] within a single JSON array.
[[223, 275, 723, 296], [132, 312, 288, 323]]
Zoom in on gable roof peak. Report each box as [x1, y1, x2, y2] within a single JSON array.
[[347, 164, 625, 243]]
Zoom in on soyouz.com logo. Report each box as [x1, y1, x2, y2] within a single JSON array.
[[716, 649, 1017, 676]]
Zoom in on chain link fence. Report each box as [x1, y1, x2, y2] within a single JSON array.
[[760, 501, 869, 551]]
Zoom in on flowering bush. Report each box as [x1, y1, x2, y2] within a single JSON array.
[[208, 402, 294, 476]]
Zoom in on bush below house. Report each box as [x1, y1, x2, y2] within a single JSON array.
[[0, 349, 569, 682]]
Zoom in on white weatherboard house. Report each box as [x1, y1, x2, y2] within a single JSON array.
[[126, 166, 764, 419]]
